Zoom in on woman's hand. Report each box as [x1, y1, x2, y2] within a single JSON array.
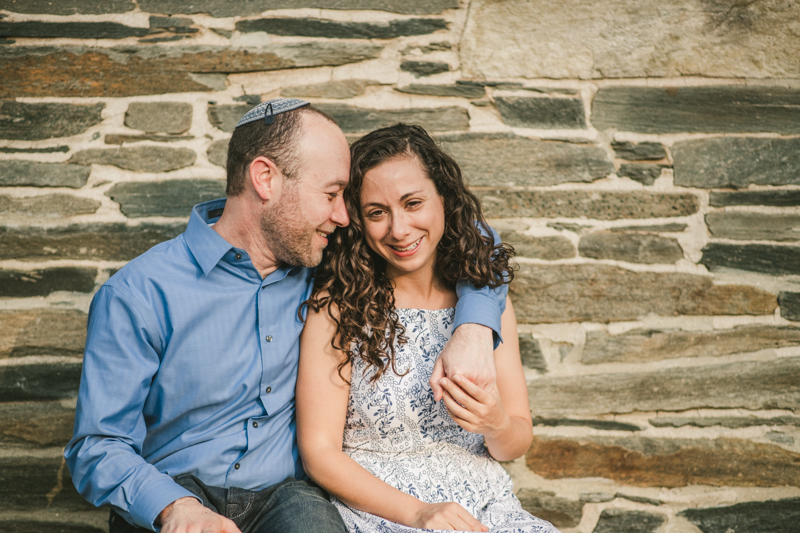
[[409, 502, 488, 532], [440, 374, 511, 439]]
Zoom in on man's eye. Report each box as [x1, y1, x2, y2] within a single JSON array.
[[328, 192, 338, 200]]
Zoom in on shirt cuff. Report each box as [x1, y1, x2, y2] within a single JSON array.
[[131, 477, 202, 531], [453, 290, 504, 349]]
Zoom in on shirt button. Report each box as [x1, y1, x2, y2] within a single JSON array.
[[234, 463, 240, 470], [253, 421, 258, 428], [266, 387, 272, 394], [265, 335, 273, 342], [235, 253, 242, 260]]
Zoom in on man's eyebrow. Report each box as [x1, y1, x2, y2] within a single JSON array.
[[325, 180, 348, 188]]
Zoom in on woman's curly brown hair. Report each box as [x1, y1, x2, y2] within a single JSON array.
[[304, 123, 515, 383]]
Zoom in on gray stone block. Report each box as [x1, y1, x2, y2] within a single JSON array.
[[0, 362, 82, 402], [0, 101, 104, 141], [711, 190, 800, 207], [439, 133, 613, 187], [70, 146, 196, 173], [700, 243, 800, 276], [0, 194, 100, 219], [494, 96, 586, 129], [0, 309, 87, 358], [208, 104, 252, 133], [673, 137, 800, 188], [395, 84, 485, 99], [617, 163, 667, 185], [137, 0, 458, 16], [0, 268, 96, 298], [150, 16, 194, 28], [0, 146, 69, 153], [592, 510, 665, 533], [236, 18, 447, 39], [518, 335, 546, 372], [517, 489, 583, 529], [105, 134, 194, 144], [0, 401, 76, 446], [680, 498, 800, 533], [282, 80, 374, 99], [533, 418, 641, 432], [0, 451, 92, 510], [316, 104, 468, 133], [650, 415, 800, 429], [0, 521, 104, 533], [593, 86, 800, 134], [125, 102, 193, 134], [207, 139, 229, 167], [706, 212, 800, 241], [0, 0, 134, 14], [400, 61, 450, 77], [779, 292, 800, 322], [0, 21, 149, 39], [609, 223, 687, 233], [611, 141, 666, 161], [579, 232, 683, 264], [499, 231, 575, 260], [0, 160, 90, 188], [106, 180, 225, 218]]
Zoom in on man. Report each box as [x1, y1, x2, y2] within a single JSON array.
[[65, 99, 506, 533]]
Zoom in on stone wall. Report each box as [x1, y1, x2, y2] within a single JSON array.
[[1, 1, 799, 532]]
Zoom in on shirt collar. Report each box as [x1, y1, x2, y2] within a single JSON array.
[[185, 198, 234, 276]]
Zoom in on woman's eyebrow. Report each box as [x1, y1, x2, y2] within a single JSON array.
[[400, 190, 424, 201]]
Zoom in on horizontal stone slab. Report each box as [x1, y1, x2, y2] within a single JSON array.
[[673, 137, 800, 188], [0, 401, 75, 446], [527, 357, 800, 417], [680, 498, 800, 533], [518, 335, 546, 372], [510, 264, 775, 324], [315, 104, 468, 133], [283, 80, 374, 99], [592, 510, 665, 533], [0, 362, 82, 402], [498, 231, 575, 260], [527, 434, 800, 487], [439, 133, 613, 187], [710, 190, 800, 207], [71, 146, 196, 173], [106, 180, 225, 218], [0, 222, 184, 261], [0, 521, 103, 533], [125, 102, 192, 134], [138, 0, 458, 16], [0, 0, 134, 14], [494, 96, 586, 129], [0, 44, 382, 97], [207, 139, 229, 167], [517, 489, 583, 529], [611, 142, 666, 161], [208, 104, 251, 133], [0, 101, 104, 141], [0, 309, 87, 358], [609, 223, 687, 233], [395, 84, 485, 99], [460, 0, 800, 79], [707, 211, 800, 242], [236, 18, 447, 39], [779, 291, 800, 322], [593, 87, 800, 134], [0, 194, 100, 218], [583, 325, 800, 364], [0, 451, 93, 510], [0, 268, 96, 298], [650, 415, 800, 429], [533, 417, 641, 432], [475, 190, 698, 220], [578, 232, 683, 264], [700, 243, 800, 276], [0, 161, 91, 188], [0, 21, 149, 39], [0, 146, 70, 153], [400, 60, 450, 77], [105, 134, 193, 144], [617, 163, 667, 185]]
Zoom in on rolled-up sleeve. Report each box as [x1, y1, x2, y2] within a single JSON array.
[[64, 285, 197, 531]]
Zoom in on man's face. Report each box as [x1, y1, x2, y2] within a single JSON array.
[[260, 113, 351, 267]]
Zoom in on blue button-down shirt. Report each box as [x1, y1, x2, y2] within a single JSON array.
[[65, 199, 506, 531]]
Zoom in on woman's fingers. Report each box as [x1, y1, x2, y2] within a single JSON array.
[[452, 374, 490, 402], [442, 390, 474, 425], [440, 377, 478, 410]]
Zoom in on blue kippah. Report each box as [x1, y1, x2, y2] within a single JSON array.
[[235, 98, 310, 128]]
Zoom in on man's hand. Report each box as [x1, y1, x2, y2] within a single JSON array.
[[429, 323, 495, 402], [159, 497, 241, 533]]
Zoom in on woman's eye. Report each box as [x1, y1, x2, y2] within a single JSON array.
[[367, 210, 384, 219]]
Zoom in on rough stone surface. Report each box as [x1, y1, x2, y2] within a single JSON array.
[[150, 16, 195, 29], [533, 418, 641, 432], [0, 146, 69, 153], [499, 231, 575, 260], [0, 101, 104, 141], [710, 190, 800, 207], [594, 87, 800, 134], [516, 489, 583, 528], [125, 102, 192, 134], [700, 243, 800, 276], [592, 510, 665, 533], [673, 137, 800, 188], [779, 292, 800, 322], [0, 45, 382, 97], [400, 61, 450, 77], [0, 21, 149, 39], [617, 164, 667, 185], [526, 357, 800, 417], [582, 326, 800, 365], [315, 104, 468, 133], [70, 146, 196, 173], [0, 401, 76, 446], [610, 224, 687, 233], [680, 498, 800, 533], [0, 268, 96, 298], [208, 104, 251, 133], [511, 264, 775, 324], [396, 84, 485, 99], [0, 452, 91, 510], [0, 362, 82, 402], [707, 212, 800, 242], [476, 190, 699, 220], [236, 18, 447, 39], [207, 139, 229, 167], [137, 0, 458, 16], [612, 142, 666, 161], [0, 521, 104, 533], [579, 232, 683, 264], [518, 335, 546, 372], [0, 160, 90, 188], [439, 134, 613, 187], [650, 416, 800, 429], [0, 309, 86, 358], [0, 222, 184, 261], [0, 0, 133, 14], [527, 435, 800, 488], [0, 194, 100, 219], [494, 96, 586, 129], [106, 180, 225, 218], [105, 134, 193, 144], [282, 80, 374, 99]]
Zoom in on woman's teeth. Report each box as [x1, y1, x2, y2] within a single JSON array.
[[390, 238, 421, 252]]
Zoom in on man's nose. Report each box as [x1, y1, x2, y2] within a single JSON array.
[[330, 195, 349, 227]]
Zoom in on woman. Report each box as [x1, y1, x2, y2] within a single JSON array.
[[297, 124, 559, 533]]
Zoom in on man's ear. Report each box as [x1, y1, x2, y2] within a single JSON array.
[[249, 156, 283, 202]]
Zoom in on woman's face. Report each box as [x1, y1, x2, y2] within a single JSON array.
[[359, 156, 445, 279]]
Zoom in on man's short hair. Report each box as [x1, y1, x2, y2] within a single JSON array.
[[225, 105, 336, 196]]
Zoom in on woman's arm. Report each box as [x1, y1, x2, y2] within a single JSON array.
[[296, 305, 487, 532], [439, 297, 533, 461]]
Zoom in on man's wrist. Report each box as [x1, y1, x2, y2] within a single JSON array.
[[157, 497, 203, 526]]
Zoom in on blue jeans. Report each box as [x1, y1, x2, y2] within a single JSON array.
[[109, 476, 345, 533]]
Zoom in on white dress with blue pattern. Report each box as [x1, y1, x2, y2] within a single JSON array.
[[332, 308, 560, 533]]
